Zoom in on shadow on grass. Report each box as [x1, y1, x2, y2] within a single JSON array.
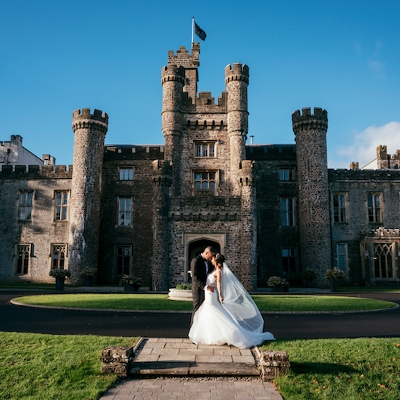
[[290, 361, 357, 375]]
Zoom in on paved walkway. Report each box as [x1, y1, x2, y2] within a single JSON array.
[[100, 338, 283, 400]]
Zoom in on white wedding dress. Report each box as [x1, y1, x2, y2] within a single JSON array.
[[189, 263, 275, 349]]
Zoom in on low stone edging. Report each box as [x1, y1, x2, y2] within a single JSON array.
[[253, 347, 291, 381]]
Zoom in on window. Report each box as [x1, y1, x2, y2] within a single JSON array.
[[19, 192, 33, 220], [194, 171, 216, 193], [116, 246, 131, 275], [336, 243, 348, 277], [16, 244, 30, 275], [51, 244, 67, 270], [118, 197, 132, 226], [333, 193, 347, 223], [55, 191, 68, 221], [282, 248, 296, 277], [195, 142, 215, 158], [281, 198, 294, 226], [279, 169, 295, 181], [373, 243, 394, 278], [119, 167, 134, 181], [367, 193, 382, 223]]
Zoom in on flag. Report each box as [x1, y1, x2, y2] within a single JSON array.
[[194, 22, 206, 41]]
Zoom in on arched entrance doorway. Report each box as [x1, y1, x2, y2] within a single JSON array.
[[183, 233, 226, 283], [187, 239, 220, 283]]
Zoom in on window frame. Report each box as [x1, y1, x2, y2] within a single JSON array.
[[279, 168, 295, 182], [193, 170, 217, 194], [18, 191, 34, 221], [117, 197, 133, 227], [367, 193, 382, 224], [281, 247, 297, 278], [115, 245, 132, 276], [15, 244, 31, 275], [194, 141, 216, 158], [119, 167, 134, 181], [280, 197, 295, 227], [54, 191, 69, 221], [50, 244, 68, 270], [336, 243, 348, 278], [332, 192, 348, 223]]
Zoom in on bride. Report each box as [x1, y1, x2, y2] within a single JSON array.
[[189, 254, 275, 349]]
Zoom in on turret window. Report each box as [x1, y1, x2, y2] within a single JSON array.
[[195, 142, 216, 157], [194, 171, 216, 193]]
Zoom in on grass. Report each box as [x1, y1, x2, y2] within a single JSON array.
[[260, 338, 400, 400], [14, 293, 397, 312], [0, 331, 138, 400]]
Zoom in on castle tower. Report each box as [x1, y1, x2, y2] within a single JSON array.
[[225, 63, 249, 196], [69, 108, 108, 282], [151, 160, 172, 290], [377, 145, 389, 169], [161, 64, 185, 196], [239, 160, 257, 291], [292, 107, 331, 284]]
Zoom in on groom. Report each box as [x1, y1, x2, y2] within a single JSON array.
[[190, 246, 216, 326]]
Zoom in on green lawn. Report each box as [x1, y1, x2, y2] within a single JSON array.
[[261, 338, 400, 400], [0, 332, 138, 400], [14, 293, 397, 312], [1, 332, 399, 400]]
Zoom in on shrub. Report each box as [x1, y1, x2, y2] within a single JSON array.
[[119, 275, 142, 286], [79, 267, 97, 278], [49, 269, 71, 279], [325, 266, 346, 281], [176, 283, 191, 290], [267, 276, 289, 288]]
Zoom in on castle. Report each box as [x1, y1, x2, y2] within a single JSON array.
[[1, 43, 400, 289]]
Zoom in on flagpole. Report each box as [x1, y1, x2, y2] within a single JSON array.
[[191, 16, 194, 48]]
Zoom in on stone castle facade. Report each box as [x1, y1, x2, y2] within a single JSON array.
[[1, 44, 400, 289]]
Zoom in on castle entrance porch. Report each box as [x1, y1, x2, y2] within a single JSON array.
[[183, 233, 225, 283]]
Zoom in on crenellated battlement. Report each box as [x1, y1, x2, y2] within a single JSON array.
[[328, 168, 400, 181], [292, 107, 328, 134], [224, 63, 249, 84], [72, 108, 109, 134], [246, 144, 296, 160], [161, 65, 185, 85], [104, 144, 165, 160], [185, 119, 226, 131], [167, 44, 200, 68], [0, 164, 72, 178]]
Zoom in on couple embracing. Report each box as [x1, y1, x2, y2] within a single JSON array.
[[189, 246, 275, 349]]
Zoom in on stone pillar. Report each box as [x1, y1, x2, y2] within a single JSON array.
[[69, 108, 108, 282], [377, 145, 389, 169], [239, 160, 257, 291], [292, 107, 331, 284], [161, 64, 184, 197], [151, 160, 171, 291], [225, 63, 249, 196]]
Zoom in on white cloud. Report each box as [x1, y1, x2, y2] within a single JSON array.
[[331, 122, 400, 169]]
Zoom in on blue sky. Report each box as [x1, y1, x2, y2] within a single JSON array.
[[1, 0, 400, 169]]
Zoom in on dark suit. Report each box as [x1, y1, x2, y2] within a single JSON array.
[[190, 254, 214, 325]]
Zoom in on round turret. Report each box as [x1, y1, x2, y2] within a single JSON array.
[[161, 64, 185, 196], [224, 63, 250, 196], [292, 107, 331, 285], [68, 108, 109, 283]]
